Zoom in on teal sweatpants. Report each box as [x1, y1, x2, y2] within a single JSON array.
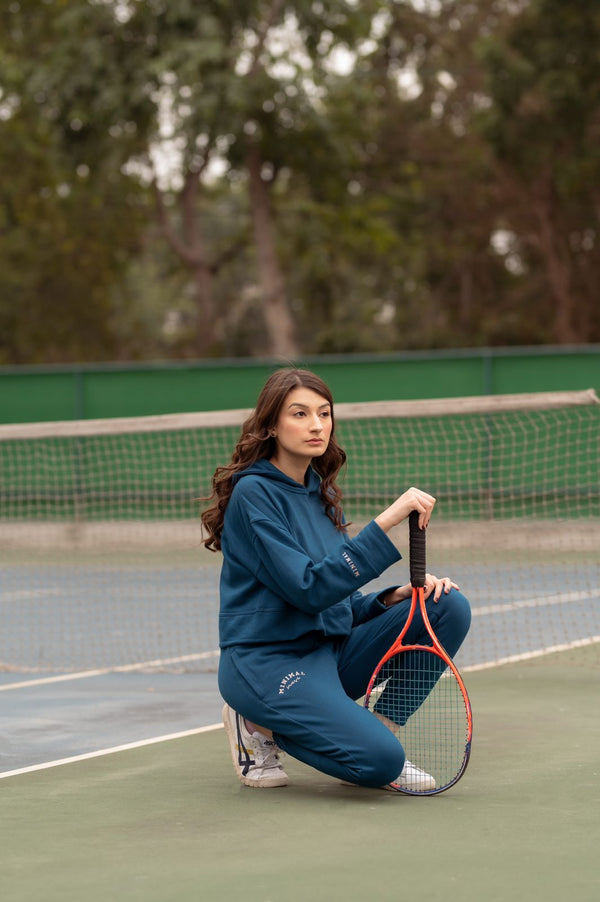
[[218, 589, 471, 787]]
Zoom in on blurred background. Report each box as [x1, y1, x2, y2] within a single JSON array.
[[1, 0, 598, 388], [1, 16, 599, 876]]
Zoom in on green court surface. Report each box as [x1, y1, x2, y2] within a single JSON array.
[[2, 656, 598, 902]]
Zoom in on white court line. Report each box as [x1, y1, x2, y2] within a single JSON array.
[[472, 589, 598, 617], [0, 650, 220, 691], [2, 635, 598, 780], [3, 589, 62, 600], [462, 634, 600, 672], [2, 587, 598, 691], [0, 723, 223, 780]]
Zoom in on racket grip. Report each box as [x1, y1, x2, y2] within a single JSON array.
[[409, 510, 427, 588]]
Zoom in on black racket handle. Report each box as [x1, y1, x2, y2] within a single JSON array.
[[409, 510, 426, 588]]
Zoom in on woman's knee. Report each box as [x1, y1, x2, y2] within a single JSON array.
[[429, 588, 471, 656], [447, 588, 472, 633], [348, 732, 405, 788]]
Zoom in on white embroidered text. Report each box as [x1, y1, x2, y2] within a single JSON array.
[[278, 671, 306, 695], [342, 551, 360, 577]]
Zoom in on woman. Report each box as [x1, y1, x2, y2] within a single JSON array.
[[201, 368, 471, 790]]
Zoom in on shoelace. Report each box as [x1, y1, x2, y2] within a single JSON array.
[[252, 736, 283, 770]]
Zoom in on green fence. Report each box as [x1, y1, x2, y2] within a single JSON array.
[[1, 345, 599, 424]]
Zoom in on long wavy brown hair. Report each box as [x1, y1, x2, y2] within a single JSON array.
[[201, 368, 347, 551]]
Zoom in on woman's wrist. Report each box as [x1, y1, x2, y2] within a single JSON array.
[[375, 510, 394, 533], [382, 584, 411, 607]]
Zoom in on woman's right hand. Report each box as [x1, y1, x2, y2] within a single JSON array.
[[375, 486, 436, 533]]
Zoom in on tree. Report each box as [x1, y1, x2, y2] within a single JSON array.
[[17, 0, 381, 358], [3, 0, 598, 364], [0, 1, 148, 364], [477, 0, 600, 342], [128, 0, 380, 357], [278, 0, 517, 350]]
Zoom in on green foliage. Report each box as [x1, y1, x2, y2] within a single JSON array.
[[479, 0, 600, 174], [1, 0, 599, 364], [477, 0, 600, 341], [0, 0, 150, 363], [0, 104, 148, 363]]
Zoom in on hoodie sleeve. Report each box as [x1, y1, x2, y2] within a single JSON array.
[[348, 587, 400, 625], [239, 498, 402, 615]]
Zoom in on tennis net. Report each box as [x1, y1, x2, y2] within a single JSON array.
[[1, 389, 598, 674]]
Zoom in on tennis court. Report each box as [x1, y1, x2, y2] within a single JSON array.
[[3, 547, 597, 771], [1, 391, 599, 899], [1, 653, 598, 902]]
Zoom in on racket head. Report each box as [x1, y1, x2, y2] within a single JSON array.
[[364, 642, 472, 796]]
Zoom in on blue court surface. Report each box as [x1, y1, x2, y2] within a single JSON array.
[[1, 554, 598, 777]]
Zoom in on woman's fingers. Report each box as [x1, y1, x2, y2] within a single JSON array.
[[424, 574, 461, 602], [403, 487, 436, 527], [375, 486, 436, 533]]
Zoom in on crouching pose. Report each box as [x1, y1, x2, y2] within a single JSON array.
[[201, 368, 471, 791]]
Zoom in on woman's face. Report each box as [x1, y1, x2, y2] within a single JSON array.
[[271, 387, 333, 468]]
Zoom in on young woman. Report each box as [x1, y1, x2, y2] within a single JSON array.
[[201, 368, 471, 791]]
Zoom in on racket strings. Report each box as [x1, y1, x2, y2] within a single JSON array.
[[366, 649, 470, 793]]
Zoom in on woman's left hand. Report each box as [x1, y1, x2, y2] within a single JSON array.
[[423, 573, 460, 602], [383, 573, 460, 607]]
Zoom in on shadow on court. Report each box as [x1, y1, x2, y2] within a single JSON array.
[[1, 654, 598, 902]]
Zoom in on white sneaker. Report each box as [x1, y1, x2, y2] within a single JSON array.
[[391, 759, 436, 792], [222, 704, 289, 788]]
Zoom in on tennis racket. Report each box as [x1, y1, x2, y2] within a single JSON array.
[[364, 510, 472, 795]]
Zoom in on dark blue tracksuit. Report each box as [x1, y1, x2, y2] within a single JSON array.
[[218, 460, 471, 787]]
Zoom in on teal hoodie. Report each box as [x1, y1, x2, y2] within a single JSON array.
[[219, 459, 402, 648]]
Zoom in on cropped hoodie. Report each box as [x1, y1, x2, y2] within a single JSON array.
[[218, 459, 402, 648]]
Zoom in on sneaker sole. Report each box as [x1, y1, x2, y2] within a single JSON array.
[[222, 704, 289, 788]]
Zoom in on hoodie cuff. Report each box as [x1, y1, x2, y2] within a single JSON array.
[[350, 519, 402, 578]]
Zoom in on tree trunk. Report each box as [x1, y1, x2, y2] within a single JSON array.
[[532, 189, 579, 344], [191, 260, 215, 356], [154, 177, 217, 356], [246, 141, 298, 358]]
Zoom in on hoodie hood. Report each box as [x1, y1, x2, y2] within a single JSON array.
[[232, 459, 321, 494]]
